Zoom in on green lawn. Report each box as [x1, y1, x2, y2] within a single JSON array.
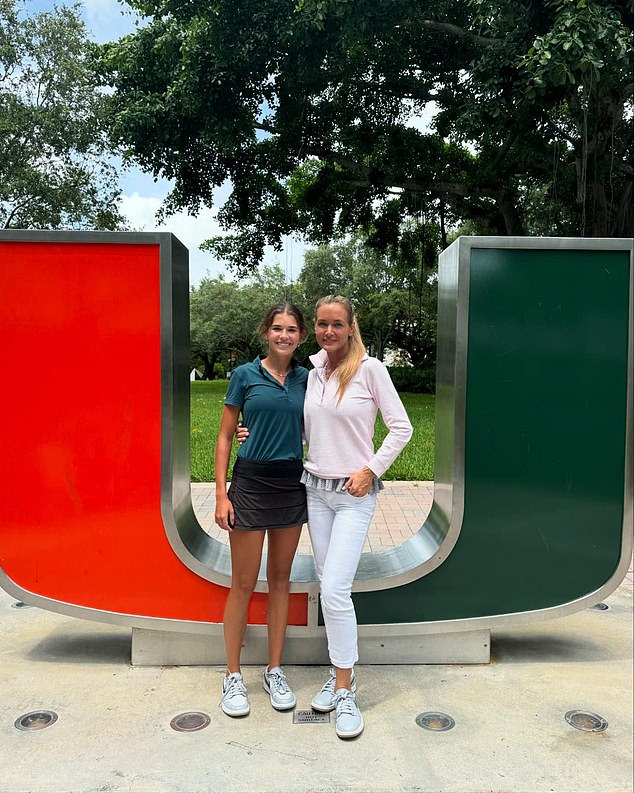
[[190, 380, 435, 482]]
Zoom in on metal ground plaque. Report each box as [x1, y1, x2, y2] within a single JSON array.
[[293, 710, 330, 724]]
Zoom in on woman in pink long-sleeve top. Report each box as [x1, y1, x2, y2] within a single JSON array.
[[301, 295, 412, 739]]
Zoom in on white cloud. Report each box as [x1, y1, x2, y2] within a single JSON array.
[[119, 188, 309, 286], [30, 0, 141, 45], [81, 0, 141, 43], [120, 193, 228, 284]]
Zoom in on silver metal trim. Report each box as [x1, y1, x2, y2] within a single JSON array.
[[0, 229, 179, 246], [2, 535, 630, 637], [161, 227, 468, 593]]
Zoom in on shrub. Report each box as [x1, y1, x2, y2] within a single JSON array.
[[387, 365, 436, 394]]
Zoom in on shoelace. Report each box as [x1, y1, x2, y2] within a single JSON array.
[[319, 674, 336, 694], [269, 670, 290, 693], [321, 672, 354, 695], [335, 691, 357, 715], [225, 676, 246, 698]]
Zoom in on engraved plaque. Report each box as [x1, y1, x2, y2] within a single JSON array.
[[293, 710, 331, 724]]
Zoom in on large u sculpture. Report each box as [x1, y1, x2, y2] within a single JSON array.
[[0, 232, 631, 665]]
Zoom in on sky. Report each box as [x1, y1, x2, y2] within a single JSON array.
[[29, 0, 304, 286]]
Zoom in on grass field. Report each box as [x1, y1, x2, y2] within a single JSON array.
[[190, 380, 435, 482]]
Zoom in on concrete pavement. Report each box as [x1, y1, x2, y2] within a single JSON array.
[[1, 482, 632, 793]]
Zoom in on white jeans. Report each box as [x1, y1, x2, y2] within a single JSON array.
[[306, 485, 377, 668]]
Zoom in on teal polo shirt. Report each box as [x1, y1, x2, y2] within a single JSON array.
[[225, 356, 308, 462]]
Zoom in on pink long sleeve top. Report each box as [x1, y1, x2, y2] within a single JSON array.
[[303, 349, 413, 480]]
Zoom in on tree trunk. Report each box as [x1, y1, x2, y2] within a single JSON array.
[[496, 190, 525, 235], [613, 181, 633, 237], [201, 352, 215, 380]]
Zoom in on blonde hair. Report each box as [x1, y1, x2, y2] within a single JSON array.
[[315, 295, 366, 404]]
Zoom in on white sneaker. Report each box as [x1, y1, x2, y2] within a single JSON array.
[[221, 672, 250, 717], [334, 688, 364, 739], [263, 666, 296, 710], [311, 668, 356, 712]]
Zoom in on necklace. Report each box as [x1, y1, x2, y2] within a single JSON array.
[[263, 360, 290, 379]]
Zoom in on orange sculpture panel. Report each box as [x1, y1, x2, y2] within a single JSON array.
[[0, 235, 308, 627]]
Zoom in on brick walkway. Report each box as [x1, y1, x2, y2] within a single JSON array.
[[191, 480, 633, 589], [191, 480, 434, 555]]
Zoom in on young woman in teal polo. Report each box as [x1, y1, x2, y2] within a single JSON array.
[[214, 303, 308, 718]]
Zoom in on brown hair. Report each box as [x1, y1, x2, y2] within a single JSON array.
[[258, 302, 307, 341], [315, 295, 365, 404]]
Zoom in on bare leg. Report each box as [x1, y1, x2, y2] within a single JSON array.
[[335, 666, 353, 691], [266, 525, 302, 668], [224, 529, 265, 673]]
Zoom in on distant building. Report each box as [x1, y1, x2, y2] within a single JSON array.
[[383, 348, 413, 367]]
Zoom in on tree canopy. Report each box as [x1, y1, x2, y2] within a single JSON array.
[[0, 0, 125, 229], [191, 229, 438, 378], [104, 0, 633, 271]]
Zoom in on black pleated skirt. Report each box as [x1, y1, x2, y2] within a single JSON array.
[[227, 457, 307, 531]]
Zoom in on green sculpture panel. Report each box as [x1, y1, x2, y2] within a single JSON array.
[[353, 239, 632, 626]]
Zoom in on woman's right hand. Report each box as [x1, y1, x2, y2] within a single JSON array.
[[235, 422, 250, 445], [214, 493, 235, 532]]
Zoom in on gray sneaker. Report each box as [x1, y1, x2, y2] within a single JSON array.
[[311, 668, 357, 712], [263, 666, 296, 710], [334, 688, 364, 739], [221, 672, 250, 717]]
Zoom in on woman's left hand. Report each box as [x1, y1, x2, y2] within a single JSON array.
[[343, 466, 375, 497]]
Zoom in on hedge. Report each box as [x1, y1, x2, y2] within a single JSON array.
[[387, 365, 436, 394]]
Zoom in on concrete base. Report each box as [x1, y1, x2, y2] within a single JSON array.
[[131, 626, 491, 666]]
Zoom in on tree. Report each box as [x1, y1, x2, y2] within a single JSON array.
[[298, 230, 437, 366], [104, 0, 633, 271], [389, 221, 439, 370], [0, 0, 125, 229], [299, 239, 403, 361], [190, 265, 297, 377], [190, 277, 239, 379]]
